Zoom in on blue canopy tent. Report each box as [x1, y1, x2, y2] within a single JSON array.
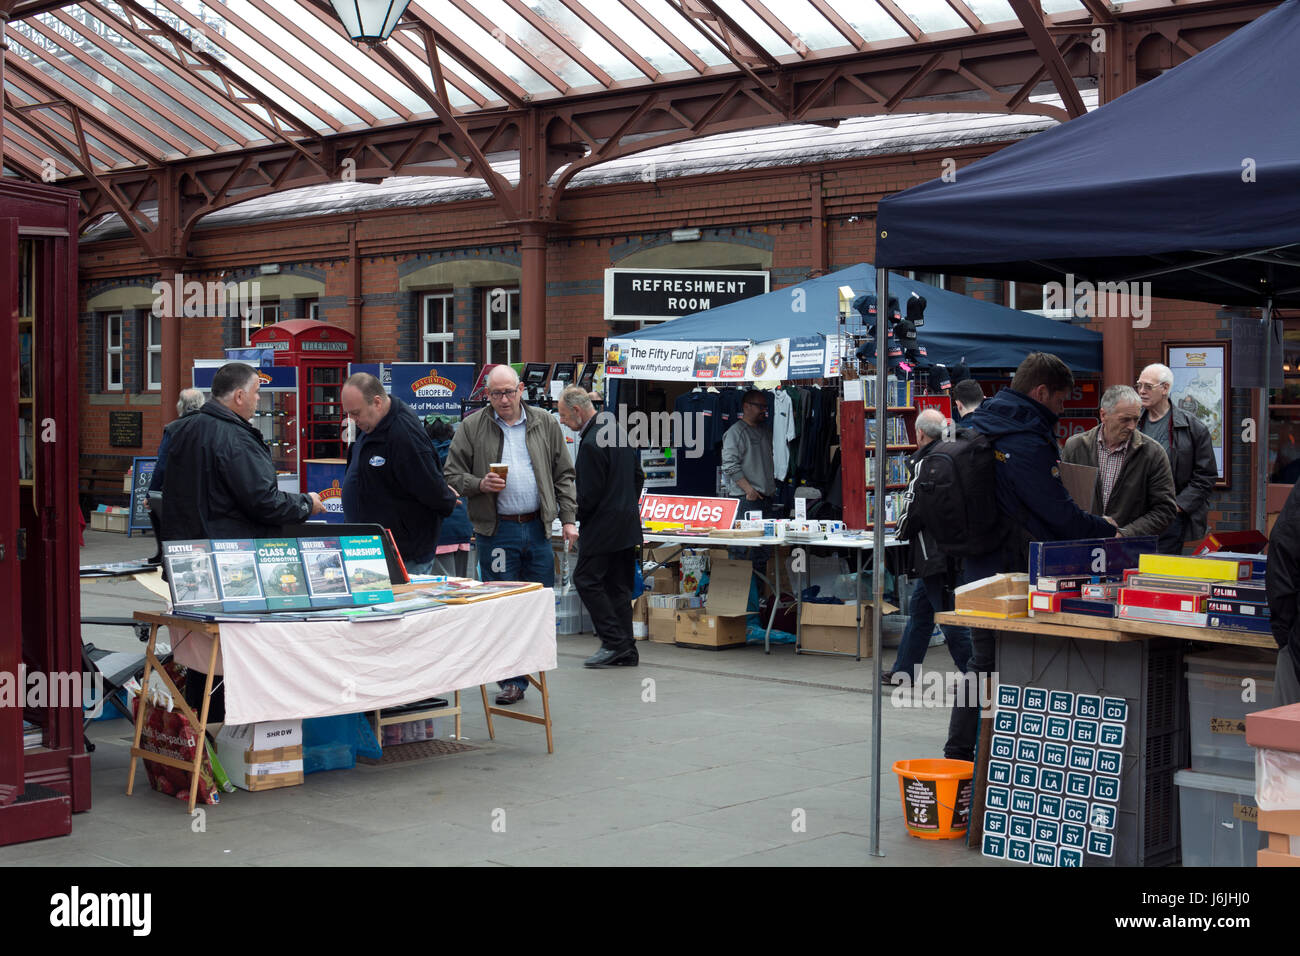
[[629, 263, 1103, 372], [875, 0, 1300, 308]]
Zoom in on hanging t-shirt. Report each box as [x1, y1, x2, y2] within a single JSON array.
[[772, 387, 796, 480]]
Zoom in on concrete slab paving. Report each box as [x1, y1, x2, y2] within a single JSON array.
[[0, 530, 1013, 867]]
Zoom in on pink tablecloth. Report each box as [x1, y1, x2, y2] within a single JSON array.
[[170, 588, 557, 725]]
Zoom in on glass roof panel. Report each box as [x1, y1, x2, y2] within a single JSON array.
[[385, 40, 481, 110], [637, 0, 735, 68], [962, 0, 1018, 24], [224, 0, 402, 123], [523, 0, 647, 81], [758, 0, 857, 51], [422, 0, 558, 94], [3, 81, 134, 167], [577, 1, 692, 74], [1041, 0, 1088, 12], [893, 0, 969, 34], [713, 0, 797, 57], [472, 0, 602, 88], [7, 33, 182, 156], [837, 3, 910, 42]]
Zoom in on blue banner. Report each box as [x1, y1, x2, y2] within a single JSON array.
[[193, 364, 297, 390], [388, 363, 476, 418]]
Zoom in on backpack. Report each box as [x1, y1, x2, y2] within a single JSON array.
[[896, 427, 1003, 558]]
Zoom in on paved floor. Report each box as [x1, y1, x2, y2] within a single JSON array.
[[0, 529, 1008, 867]]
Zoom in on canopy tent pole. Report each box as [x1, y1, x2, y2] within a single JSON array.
[[1256, 297, 1275, 532], [870, 268, 888, 858]]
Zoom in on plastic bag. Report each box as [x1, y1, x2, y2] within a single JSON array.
[[132, 663, 221, 805], [1256, 747, 1300, 811]]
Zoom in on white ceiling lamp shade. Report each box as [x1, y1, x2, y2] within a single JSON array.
[[329, 0, 412, 44]]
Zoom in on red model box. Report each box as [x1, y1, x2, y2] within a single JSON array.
[[1245, 703, 1300, 754], [1118, 587, 1206, 614], [1192, 529, 1268, 555], [1030, 590, 1082, 614]]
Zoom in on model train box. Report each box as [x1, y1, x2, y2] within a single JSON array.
[[955, 573, 1030, 618], [1028, 537, 1156, 586]]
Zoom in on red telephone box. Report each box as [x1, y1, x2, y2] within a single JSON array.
[[1, 179, 88, 846], [250, 320, 356, 487]]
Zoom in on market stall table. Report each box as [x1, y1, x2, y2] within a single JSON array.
[[127, 588, 558, 812], [642, 531, 903, 657], [935, 610, 1274, 867]]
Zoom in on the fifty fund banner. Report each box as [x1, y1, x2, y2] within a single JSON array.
[[604, 334, 834, 382]]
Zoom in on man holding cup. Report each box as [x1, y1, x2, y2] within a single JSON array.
[[445, 365, 578, 705]]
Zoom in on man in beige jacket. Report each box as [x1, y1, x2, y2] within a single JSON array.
[[444, 365, 577, 705], [1061, 384, 1176, 539]]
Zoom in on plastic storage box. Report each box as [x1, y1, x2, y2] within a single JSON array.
[[1174, 769, 1259, 867], [1185, 649, 1277, 775], [555, 590, 592, 635]]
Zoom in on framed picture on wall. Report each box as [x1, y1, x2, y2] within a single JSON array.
[[1164, 343, 1229, 488]]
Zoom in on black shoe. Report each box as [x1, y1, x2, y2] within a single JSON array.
[[880, 670, 896, 685], [585, 646, 633, 668], [612, 649, 639, 666]]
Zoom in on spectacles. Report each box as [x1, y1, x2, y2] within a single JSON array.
[[488, 389, 518, 400], [1134, 381, 1165, 392]]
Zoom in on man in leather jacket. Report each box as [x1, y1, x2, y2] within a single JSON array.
[[161, 362, 323, 542]]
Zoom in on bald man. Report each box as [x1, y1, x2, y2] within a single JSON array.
[[444, 365, 577, 705]]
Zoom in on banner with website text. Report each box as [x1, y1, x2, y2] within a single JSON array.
[[604, 334, 837, 382]]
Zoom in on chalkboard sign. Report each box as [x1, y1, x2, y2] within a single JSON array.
[[110, 411, 143, 448], [129, 457, 158, 536]]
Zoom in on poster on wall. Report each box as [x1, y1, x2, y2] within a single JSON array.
[[1165, 344, 1228, 487], [388, 363, 476, 418]]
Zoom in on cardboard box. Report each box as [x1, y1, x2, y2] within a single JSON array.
[[1258, 809, 1300, 836], [1246, 703, 1300, 753], [215, 721, 304, 791], [90, 510, 129, 533], [1258, 848, 1300, 867], [647, 569, 679, 594], [1267, 831, 1300, 855], [954, 573, 1030, 618], [675, 610, 747, 647], [705, 558, 753, 617], [649, 606, 677, 644], [632, 594, 649, 640], [799, 601, 881, 656]]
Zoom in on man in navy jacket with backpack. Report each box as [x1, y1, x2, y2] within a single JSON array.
[[945, 353, 1117, 762]]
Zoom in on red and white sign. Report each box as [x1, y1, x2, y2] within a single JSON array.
[[1055, 417, 1097, 445], [1062, 380, 1100, 410], [639, 494, 739, 529], [915, 395, 952, 420]]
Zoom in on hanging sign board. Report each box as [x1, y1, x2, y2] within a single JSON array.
[[605, 336, 837, 382]]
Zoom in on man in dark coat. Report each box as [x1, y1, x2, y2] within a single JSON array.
[[945, 353, 1118, 762], [161, 363, 323, 542], [1265, 480, 1300, 707], [340, 372, 459, 574], [146, 387, 204, 563], [1136, 363, 1218, 553], [1062, 384, 1176, 539], [557, 385, 645, 668]]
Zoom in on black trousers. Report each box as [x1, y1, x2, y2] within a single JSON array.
[[574, 546, 637, 652]]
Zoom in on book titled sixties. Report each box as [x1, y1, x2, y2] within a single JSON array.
[[162, 540, 223, 613], [210, 539, 268, 612], [255, 539, 313, 610], [298, 536, 354, 608], [340, 534, 393, 605]]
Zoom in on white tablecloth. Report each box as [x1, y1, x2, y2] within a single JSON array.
[[170, 589, 557, 724]]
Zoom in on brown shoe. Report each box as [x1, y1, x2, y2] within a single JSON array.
[[495, 685, 525, 705]]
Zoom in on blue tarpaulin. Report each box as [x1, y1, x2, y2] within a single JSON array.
[[629, 263, 1102, 372], [876, 1, 1300, 308]]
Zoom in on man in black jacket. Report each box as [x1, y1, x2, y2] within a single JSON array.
[[1136, 363, 1218, 553], [557, 386, 644, 668], [1265, 480, 1300, 706], [161, 363, 323, 542], [341, 372, 459, 574]]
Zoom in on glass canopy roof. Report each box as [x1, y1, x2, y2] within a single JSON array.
[[0, 0, 1204, 179]]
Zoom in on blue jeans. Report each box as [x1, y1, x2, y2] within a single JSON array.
[[478, 518, 555, 691], [890, 577, 971, 677], [406, 558, 437, 576]]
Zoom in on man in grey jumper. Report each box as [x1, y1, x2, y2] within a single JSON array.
[[721, 389, 775, 517]]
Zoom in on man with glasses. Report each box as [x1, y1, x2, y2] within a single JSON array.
[[1136, 363, 1217, 553], [721, 389, 775, 516], [445, 365, 577, 705]]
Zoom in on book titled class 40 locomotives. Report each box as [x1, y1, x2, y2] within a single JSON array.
[[255, 538, 313, 610], [340, 534, 393, 605]]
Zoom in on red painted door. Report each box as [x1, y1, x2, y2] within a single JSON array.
[[0, 219, 22, 807]]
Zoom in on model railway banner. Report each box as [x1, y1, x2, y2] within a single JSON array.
[[605, 335, 837, 382], [389, 363, 476, 418]]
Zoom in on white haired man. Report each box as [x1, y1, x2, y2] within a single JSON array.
[[1062, 384, 1177, 538], [1136, 363, 1218, 553]]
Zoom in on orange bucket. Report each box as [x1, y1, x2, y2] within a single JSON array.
[[892, 758, 974, 840]]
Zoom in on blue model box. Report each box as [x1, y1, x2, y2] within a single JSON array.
[[1207, 611, 1273, 635], [1028, 536, 1158, 586]]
